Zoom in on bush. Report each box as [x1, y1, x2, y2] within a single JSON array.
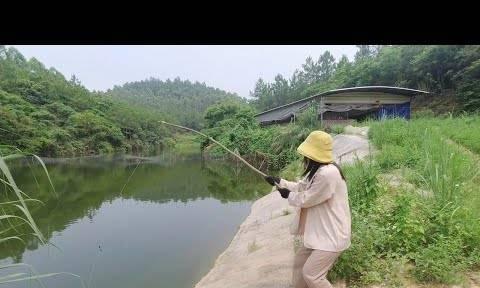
[[380, 193, 427, 256], [202, 101, 312, 172]]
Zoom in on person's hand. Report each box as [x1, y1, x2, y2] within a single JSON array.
[[278, 187, 291, 199], [264, 175, 280, 186]]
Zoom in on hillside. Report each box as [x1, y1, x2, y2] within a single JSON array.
[[105, 78, 244, 129], [0, 47, 169, 157], [0, 47, 243, 157]]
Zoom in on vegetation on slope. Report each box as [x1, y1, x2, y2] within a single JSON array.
[[0, 47, 241, 157], [328, 116, 480, 286], [199, 100, 325, 171], [105, 77, 243, 129], [0, 46, 173, 157], [251, 45, 480, 113]]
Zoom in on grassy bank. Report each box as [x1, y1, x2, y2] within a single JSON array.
[[169, 133, 202, 158], [270, 115, 480, 286], [325, 116, 480, 287]]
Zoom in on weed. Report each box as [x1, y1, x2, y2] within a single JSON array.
[[282, 209, 291, 216], [343, 157, 381, 211], [0, 154, 84, 286], [247, 240, 260, 253], [329, 124, 346, 135]]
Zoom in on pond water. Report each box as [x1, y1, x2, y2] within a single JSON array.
[[0, 155, 270, 288]]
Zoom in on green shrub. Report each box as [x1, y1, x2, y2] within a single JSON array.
[[202, 101, 314, 172], [380, 193, 427, 256], [329, 210, 382, 285]]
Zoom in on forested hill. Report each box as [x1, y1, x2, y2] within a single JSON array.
[[0, 47, 245, 157], [105, 78, 244, 129], [251, 45, 480, 113], [0, 47, 170, 157]]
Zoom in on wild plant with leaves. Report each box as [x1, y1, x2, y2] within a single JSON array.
[[0, 151, 84, 286]]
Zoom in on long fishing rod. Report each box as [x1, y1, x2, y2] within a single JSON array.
[[160, 121, 283, 189]]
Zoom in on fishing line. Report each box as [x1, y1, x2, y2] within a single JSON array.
[[120, 160, 141, 196]]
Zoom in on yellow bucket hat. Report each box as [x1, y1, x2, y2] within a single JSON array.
[[297, 131, 333, 163]]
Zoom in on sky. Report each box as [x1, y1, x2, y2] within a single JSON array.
[[13, 45, 358, 98]]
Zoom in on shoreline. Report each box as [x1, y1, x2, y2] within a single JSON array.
[[195, 130, 371, 288]]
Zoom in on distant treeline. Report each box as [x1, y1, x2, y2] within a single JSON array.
[[106, 78, 243, 130], [0, 47, 242, 157], [251, 45, 480, 112]]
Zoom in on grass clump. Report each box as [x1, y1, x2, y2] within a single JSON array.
[[327, 124, 346, 135], [0, 153, 84, 286], [247, 240, 260, 253], [282, 209, 291, 216]]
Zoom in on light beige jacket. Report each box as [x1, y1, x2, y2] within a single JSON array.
[[278, 164, 351, 252]]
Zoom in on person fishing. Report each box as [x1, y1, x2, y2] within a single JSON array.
[[264, 131, 351, 288], [161, 122, 351, 287]]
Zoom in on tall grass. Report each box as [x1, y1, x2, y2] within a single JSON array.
[[329, 116, 480, 286], [343, 157, 381, 211], [420, 131, 475, 204], [364, 116, 480, 284], [440, 114, 480, 154], [0, 152, 84, 286], [369, 117, 477, 204]]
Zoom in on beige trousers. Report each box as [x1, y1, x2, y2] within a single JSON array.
[[293, 246, 340, 288]]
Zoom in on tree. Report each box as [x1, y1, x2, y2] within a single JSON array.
[[0, 46, 6, 59], [412, 45, 461, 92], [302, 56, 321, 85], [456, 59, 480, 111], [317, 51, 336, 82], [0, 47, 171, 156], [69, 74, 81, 86], [354, 45, 384, 61]]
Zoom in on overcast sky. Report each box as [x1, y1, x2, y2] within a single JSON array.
[[13, 45, 358, 98]]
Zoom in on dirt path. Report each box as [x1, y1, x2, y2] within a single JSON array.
[[194, 129, 371, 288]]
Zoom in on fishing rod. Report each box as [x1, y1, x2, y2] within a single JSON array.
[[160, 121, 283, 189]]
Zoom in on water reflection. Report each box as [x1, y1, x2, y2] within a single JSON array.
[[1, 155, 269, 264]]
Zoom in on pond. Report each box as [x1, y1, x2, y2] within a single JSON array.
[[0, 155, 270, 288]]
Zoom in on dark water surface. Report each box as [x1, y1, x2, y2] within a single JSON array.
[[0, 155, 269, 288]]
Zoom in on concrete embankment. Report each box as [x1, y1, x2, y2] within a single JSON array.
[[195, 128, 370, 288]]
